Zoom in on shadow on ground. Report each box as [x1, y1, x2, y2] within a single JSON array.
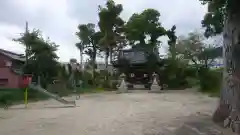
[[174, 117, 223, 135], [154, 114, 229, 135]]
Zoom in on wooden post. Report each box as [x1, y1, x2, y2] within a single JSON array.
[[23, 75, 32, 108]]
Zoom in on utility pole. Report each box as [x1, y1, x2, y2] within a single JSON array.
[[20, 22, 29, 76], [25, 21, 29, 66]]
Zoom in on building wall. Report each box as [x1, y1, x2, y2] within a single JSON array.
[[0, 68, 21, 88], [0, 54, 21, 88], [0, 53, 9, 67]]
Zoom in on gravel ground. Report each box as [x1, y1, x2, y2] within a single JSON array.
[[0, 90, 231, 135]]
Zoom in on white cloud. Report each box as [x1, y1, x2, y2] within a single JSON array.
[[0, 0, 207, 62], [0, 22, 24, 53]]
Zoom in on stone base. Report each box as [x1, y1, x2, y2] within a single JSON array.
[[149, 84, 162, 93], [127, 84, 150, 90], [117, 79, 128, 94], [149, 77, 162, 93], [117, 85, 128, 93], [134, 84, 144, 89]]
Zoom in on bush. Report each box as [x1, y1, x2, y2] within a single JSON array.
[[198, 67, 222, 96], [185, 77, 199, 88], [110, 80, 118, 90], [0, 89, 24, 105], [101, 80, 110, 89], [81, 71, 94, 88], [160, 61, 193, 89]]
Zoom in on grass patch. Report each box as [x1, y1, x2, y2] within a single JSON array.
[[0, 88, 51, 108], [0, 86, 107, 108]]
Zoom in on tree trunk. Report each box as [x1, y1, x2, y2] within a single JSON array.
[[140, 36, 145, 45], [104, 48, 109, 81], [105, 48, 109, 70], [92, 47, 97, 86], [109, 46, 113, 65], [213, 12, 240, 133], [169, 43, 176, 60], [80, 50, 83, 70]]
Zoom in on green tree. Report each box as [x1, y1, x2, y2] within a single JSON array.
[[76, 23, 104, 85], [200, 0, 240, 128], [98, 0, 124, 70], [76, 23, 102, 70], [14, 29, 59, 88], [124, 9, 166, 50], [199, 0, 238, 37], [176, 31, 221, 68], [176, 31, 206, 67], [166, 25, 177, 60], [198, 46, 222, 68], [75, 42, 84, 69]]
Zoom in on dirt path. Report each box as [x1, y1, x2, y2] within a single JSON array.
[[0, 90, 229, 135]]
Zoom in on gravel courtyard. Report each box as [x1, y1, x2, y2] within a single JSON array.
[[0, 90, 231, 135]]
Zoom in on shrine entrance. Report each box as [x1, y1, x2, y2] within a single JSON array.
[[112, 47, 164, 91], [126, 68, 152, 89]]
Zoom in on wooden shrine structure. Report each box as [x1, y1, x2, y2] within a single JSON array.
[[112, 47, 165, 89]]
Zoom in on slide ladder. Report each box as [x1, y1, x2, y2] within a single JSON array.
[[29, 84, 76, 106]]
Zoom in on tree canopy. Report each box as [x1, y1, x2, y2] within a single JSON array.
[[176, 31, 222, 68], [76, 23, 102, 62], [14, 29, 59, 87], [97, 0, 125, 68], [166, 25, 177, 59], [125, 9, 166, 49], [199, 0, 239, 37], [98, 0, 124, 48]]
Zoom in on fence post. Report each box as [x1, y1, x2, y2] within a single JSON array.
[[24, 87, 28, 108]]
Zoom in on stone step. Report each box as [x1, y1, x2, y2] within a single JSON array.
[[127, 84, 150, 90]]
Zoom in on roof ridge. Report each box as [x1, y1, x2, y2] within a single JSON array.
[[0, 49, 24, 56], [0, 49, 25, 61]]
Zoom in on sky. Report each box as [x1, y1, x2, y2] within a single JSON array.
[[0, 0, 207, 63]]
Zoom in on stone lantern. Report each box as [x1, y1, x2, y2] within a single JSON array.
[[117, 73, 128, 93], [149, 72, 162, 93]]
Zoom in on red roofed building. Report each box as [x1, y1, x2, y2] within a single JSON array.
[[0, 49, 25, 88]]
